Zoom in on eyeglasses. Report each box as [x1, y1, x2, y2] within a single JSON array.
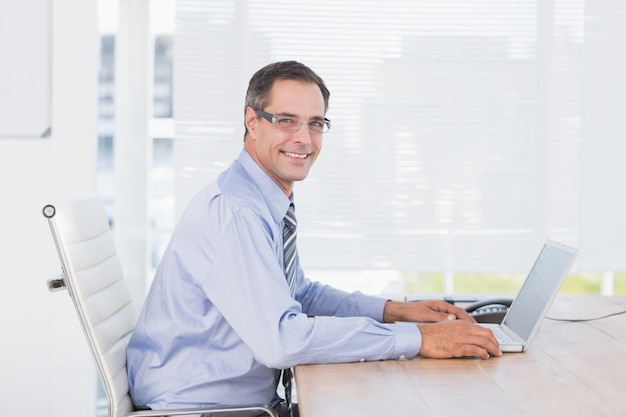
[[255, 109, 331, 134]]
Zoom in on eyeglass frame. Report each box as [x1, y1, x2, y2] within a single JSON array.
[[254, 108, 331, 134]]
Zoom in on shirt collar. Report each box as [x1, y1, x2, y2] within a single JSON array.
[[237, 150, 293, 224]]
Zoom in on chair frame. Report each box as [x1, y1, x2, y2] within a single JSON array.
[[44, 196, 279, 417]]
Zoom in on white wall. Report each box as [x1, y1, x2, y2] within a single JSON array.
[[0, 0, 100, 415], [580, 0, 626, 271]]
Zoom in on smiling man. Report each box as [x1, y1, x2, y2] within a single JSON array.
[[126, 61, 500, 417]]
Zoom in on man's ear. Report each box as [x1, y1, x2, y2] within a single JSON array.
[[244, 107, 259, 138]]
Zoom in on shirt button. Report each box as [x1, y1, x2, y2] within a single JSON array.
[[398, 355, 406, 360], [359, 358, 366, 362]]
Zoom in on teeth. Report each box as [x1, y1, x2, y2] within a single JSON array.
[[284, 152, 307, 159]]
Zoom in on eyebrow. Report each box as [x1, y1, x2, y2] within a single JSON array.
[[275, 111, 325, 121]]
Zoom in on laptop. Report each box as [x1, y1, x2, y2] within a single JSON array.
[[480, 239, 578, 352]]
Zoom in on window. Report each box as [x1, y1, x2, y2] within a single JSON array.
[[100, 0, 626, 296]]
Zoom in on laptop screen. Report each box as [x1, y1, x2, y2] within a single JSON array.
[[503, 241, 577, 341]]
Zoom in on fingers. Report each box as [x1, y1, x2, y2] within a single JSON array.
[[384, 300, 477, 324], [456, 344, 491, 359], [427, 301, 477, 323], [466, 327, 502, 358], [451, 308, 477, 323], [427, 311, 459, 322]]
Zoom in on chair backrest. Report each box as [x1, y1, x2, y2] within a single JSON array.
[[44, 196, 137, 417]]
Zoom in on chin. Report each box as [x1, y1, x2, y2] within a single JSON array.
[[291, 173, 310, 182]]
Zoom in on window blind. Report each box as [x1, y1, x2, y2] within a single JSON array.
[[174, 0, 624, 274]]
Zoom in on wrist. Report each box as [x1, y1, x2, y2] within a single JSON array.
[[383, 300, 406, 323]]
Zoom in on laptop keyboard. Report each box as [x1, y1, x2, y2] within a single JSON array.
[[490, 325, 514, 344]]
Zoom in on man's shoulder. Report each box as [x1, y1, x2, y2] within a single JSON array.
[[179, 156, 284, 230], [185, 180, 261, 217]]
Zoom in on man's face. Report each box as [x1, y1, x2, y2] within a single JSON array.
[[244, 79, 325, 196]]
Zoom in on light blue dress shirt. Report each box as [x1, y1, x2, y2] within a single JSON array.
[[127, 150, 422, 410]]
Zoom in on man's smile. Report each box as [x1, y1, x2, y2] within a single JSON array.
[[282, 151, 309, 159]]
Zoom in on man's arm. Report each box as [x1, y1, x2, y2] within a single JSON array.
[[203, 208, 421, 368], [298, 282, 501, 360], [298, 278, 388, 321]]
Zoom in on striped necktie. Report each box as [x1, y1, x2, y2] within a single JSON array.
[[282, 203, 298, 416], [283, 203, 298, 298]]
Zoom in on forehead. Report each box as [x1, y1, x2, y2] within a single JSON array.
[[267, 79, 325, 115]]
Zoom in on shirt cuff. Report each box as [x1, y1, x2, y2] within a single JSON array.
[[389, 322, 422, 359]]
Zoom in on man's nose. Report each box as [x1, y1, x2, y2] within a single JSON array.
[[293, 124, 313, 144]]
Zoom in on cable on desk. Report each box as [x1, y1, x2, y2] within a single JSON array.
[[546, 309, 626, 322]]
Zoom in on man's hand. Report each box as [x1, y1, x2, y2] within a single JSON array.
[[383, 300, 476, 324], [418, 320, 502, 359], [383, 300, 501, 359]]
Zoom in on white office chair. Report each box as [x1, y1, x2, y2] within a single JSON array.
[[44, 195, 278, 417]]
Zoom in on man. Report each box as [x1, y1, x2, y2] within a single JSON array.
[[126, 61, 501, 416]]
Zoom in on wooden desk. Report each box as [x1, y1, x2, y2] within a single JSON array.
[[294, 296, 626, 417]]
